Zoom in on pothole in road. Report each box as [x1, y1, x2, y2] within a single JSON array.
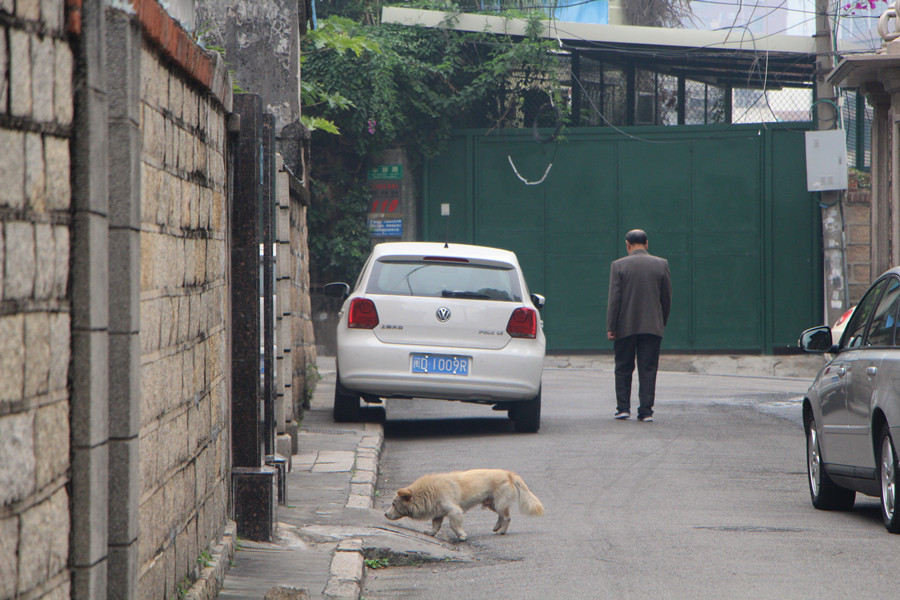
[[363, 547, 464, 569]]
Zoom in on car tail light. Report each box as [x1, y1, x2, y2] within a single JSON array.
[[348, 298, 379, 329], [423, 256, 470, 263], [507, 307, 537, 339]]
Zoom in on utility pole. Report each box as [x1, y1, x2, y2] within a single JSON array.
[[814, 0, 848, 326]]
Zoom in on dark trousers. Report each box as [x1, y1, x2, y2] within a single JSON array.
[[613, 334, 662, 418]]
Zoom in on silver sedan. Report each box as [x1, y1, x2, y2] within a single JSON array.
[[799, 267, 900, 533]]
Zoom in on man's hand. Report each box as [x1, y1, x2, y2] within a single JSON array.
[[607, 331, 616, 340]]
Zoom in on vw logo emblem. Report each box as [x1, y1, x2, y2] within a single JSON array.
[[436, 307, 451, 322]]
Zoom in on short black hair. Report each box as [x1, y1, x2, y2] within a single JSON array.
[[625, 229, 648, 245]]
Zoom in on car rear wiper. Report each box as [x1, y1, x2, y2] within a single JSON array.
[[441, 290, 490, 299], [403, 265, 429, 295]]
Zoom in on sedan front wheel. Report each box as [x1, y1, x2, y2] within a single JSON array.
[[879, 425, 900, 533], [806, 416, 855, 511]]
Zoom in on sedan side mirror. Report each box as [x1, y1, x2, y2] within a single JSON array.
[[324, 282, 350, 299], [530, 293, 545, 310], [798, 325, 835, 354]]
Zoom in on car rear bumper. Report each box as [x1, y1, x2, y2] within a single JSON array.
[[336, 336, 544, 402]]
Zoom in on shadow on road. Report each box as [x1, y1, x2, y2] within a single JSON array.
[[847, 500, 887, 528], [354, 402, 517, 438], [383, 416, 515, 439]]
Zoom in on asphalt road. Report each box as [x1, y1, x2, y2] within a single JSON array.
[[363, 365, 898, 600]]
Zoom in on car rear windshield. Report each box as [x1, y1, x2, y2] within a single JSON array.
[[367, 259, 522, 302]]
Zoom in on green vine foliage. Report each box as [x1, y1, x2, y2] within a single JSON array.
[[307, 180, 373, 284], [303, 8, 561, 284]]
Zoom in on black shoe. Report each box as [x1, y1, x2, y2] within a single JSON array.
[[614, 410, 630, 420], [638, 415, 653, 422]]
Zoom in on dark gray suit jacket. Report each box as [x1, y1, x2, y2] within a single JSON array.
[[606, 249, 672, 339]]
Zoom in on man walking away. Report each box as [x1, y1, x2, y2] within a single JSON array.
[[606, 229, 672, 422]]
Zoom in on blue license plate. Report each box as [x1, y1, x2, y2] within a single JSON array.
[[410, 354, 470, 376]]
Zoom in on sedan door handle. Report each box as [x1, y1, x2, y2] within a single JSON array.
[[867, 366, 878, 376]]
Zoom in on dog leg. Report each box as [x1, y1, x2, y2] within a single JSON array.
[[427, 516, 443, 536], [493, 508, 511, 534], [447, 510, 467, 541]]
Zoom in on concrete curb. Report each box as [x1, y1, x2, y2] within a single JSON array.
[[324, 538, 366, 600], [324, 421, 384, 599], [185, 521, 236, 600]]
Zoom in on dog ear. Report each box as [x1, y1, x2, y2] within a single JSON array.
[[398, 488, 412, 500]]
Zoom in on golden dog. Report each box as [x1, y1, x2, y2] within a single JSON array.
[[384, 469, 544, 541]]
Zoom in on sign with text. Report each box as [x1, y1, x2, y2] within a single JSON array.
[[369, 181, 400, 213], [368, 218, 403, 237], [368, 164, 404, 238], [368, 165, 403, 180]]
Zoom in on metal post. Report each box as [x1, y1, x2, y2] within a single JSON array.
[[230, 94, 276, 542], [262, 115, 276, 457], [571, 53, 582, 127], [231, 94, 264, 469]]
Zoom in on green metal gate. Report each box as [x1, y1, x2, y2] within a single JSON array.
[[422, 124, 821, 353]]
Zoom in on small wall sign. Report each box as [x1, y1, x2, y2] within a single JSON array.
[[368, 218, 403, 237], [368, 165, 403, 180]]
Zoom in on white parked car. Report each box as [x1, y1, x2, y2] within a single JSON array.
[[325, 242, 546, 432]]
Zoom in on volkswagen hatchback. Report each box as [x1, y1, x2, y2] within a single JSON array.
[[799, 267, 900, 533], [324, 242, 546, 432]]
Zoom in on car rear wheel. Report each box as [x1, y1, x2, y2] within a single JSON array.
[[333, 375, 361, 422], [510, 388, 541, 433], [806, 416, 855, 510], [878, 425, 900, 533]]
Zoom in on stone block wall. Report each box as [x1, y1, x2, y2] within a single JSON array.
[[134, 9, 231, 600], [0, 2, 73, 600], [844, 189, 872, 305], [3, 0, 316, 597], [290, 181, 316, 411]]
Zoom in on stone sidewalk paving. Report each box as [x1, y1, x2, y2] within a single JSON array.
[[212, 389, 383, 600]]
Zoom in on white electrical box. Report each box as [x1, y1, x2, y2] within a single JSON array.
[[805, 130, 848, 192]]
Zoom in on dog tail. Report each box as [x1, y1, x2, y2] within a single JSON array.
[[512, 474, 544, 516]]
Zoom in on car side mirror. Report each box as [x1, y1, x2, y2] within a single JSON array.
[[530, 293, 545, 310], [324, 282, 350, 299], [798, 325, 835, 354]]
